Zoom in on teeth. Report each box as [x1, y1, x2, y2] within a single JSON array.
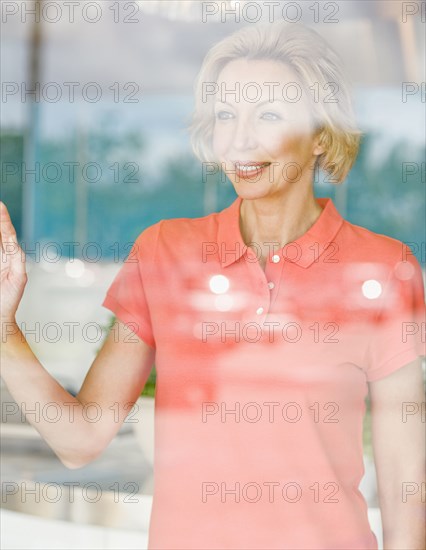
[[235, 163, 269, 172]]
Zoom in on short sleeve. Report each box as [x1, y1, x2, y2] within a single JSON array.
[[364, 249, 425, 382], [101, 225, 159, 349]]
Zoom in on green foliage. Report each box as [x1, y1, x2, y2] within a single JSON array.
[[2, 127, 424, 262], [362, 395, 373, 458], [141, 365, 157, 397], [345, 133, 425, 250]]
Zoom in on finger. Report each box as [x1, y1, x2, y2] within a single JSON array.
[[0, 201, 26, 275], [0, 201, 18, 242], [0, 201, 5, 253]]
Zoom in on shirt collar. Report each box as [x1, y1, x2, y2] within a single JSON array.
[[217, 195, 344, 269]]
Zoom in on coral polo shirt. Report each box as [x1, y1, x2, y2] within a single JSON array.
[[102, 195, 425, 550]]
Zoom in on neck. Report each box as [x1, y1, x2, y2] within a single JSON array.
[[239, 186, 323, 251]]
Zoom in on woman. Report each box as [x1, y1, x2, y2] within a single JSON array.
[[1, 21, 425, 550]]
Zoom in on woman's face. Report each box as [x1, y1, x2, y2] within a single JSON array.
[[212, 58, 324, 200]]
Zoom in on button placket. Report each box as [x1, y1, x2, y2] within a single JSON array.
[[263, 251, 285, 313], [242, 246, 270, 319]]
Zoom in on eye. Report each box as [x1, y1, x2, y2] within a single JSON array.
[[215, 110, 234, 120], [260, 112, 281, 121]]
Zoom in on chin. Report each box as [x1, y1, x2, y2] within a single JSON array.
[[231, 181, 272, 200], [231, 174, 285, 198]]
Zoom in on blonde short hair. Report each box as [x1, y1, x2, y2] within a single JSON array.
[[188, 22, 362, 184]]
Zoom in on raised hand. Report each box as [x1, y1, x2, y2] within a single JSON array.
[[0, 201, 28, 323]]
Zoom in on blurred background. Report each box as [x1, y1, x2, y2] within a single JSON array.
[[1, 1, 425, 548]]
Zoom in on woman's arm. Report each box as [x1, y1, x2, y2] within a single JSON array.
[[2, 319, 155, 469], [368, 358, 425, 550], [0, 201, 155, 469]]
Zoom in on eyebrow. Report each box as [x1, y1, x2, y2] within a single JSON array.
[[214, 99, 287, 107]]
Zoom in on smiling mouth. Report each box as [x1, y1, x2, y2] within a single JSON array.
[[233, 161, 271, 178]]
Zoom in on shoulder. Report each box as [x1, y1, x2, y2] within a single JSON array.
[[159, 211, 220, 239], [340, 219, 416, 268], [340, 221, 425, 322], [133, 210, 221, 256]]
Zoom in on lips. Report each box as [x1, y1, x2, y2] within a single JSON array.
[[233, 161, 271, 179]]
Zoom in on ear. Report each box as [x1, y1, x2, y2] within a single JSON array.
[[313, 130, 325, 156]]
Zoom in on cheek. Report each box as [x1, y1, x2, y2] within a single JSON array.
[[263, 128, 315, 160], [212, 124, 231, 157]]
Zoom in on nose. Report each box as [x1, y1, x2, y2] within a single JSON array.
[[231, 116, 257, 151]]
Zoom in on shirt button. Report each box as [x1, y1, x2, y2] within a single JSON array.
[[256, 307, 264, 315], [268, 281, 275, 290], [271, 254, 280, 263]]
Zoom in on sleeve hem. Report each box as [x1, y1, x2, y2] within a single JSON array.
[[102, 293, 156, 350], [366, 347, 423, 382]]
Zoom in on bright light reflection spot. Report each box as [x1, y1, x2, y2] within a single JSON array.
[[215, 294, 233, 311], [65, 259, 85, 278], [362, 279, 382, 300], [209, 274, 230, 294]]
